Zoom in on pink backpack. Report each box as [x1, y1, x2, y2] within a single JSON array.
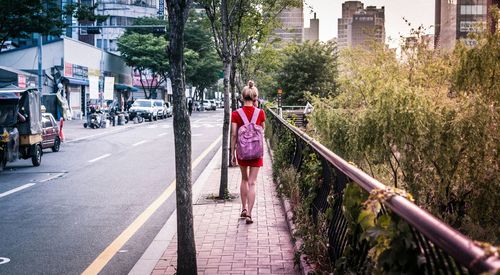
[[236, 108, 264, 160]]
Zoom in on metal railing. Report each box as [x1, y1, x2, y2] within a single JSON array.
[[267, 108, 500, 274]]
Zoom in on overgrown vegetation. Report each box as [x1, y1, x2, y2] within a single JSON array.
[[308, 21, 499, 243], [266, 9, 499, 273]]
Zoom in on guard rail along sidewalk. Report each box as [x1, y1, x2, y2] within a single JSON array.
[[266, 108, 500, 274]]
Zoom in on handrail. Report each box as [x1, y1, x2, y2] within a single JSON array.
[[268, 108, 500, 274]]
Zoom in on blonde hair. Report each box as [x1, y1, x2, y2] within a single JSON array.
[[242, 80, 258, 101]]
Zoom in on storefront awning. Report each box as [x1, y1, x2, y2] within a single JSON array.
[[115, 83, 139, 92], [62, 77, 89, 86]]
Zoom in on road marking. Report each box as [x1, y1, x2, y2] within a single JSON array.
[[38, 173, 66, 183], [132, 140, 147, 147], [88, 154, 111, 163], [82, 134, 222, 275], [157, 133, 167, 137], [0, 183, 36, 199], [0, 257, 10, 265], [192, 134, 202, 137]]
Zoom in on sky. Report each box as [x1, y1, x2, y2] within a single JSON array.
[[303, 0, 436, 48]]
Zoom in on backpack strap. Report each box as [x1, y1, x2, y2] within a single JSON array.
[[236, 108, 250, 125], [250, 108, 260, 124]]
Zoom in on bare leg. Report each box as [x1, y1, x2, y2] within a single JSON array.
[[239, 166, 249, 212], [246, 166, 261, 218]]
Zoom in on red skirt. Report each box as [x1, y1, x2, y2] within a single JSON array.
[[237, 156, 263, 167]]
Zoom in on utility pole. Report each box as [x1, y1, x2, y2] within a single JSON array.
[[37, 33, 43, 94]]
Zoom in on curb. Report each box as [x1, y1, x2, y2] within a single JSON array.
[[265, 139, 314, 275]]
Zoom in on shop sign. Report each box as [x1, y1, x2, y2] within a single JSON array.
[[63, 62, 89, 79], [17, 74, 26, 88], [158, 0, 164, 17], [64, 62, 73, 77]]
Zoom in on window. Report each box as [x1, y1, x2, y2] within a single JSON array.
[[42, 116, 53, 128], [460, 5, 485, 15]]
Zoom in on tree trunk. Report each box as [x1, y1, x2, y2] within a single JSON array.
[[230, 57, 237, 111], [166, 1, 197, 274], [218, 0, 231, 199], [219, 59, 231, 198]]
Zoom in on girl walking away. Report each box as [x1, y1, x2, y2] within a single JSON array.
[[231, 80, 265, 224]]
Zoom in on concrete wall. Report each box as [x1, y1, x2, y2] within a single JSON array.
[[63, 38, 101, 73]]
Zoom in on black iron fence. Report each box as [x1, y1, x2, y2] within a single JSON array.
[[266, 108, 500, 274]]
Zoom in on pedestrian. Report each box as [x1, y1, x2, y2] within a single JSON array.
[[188, 99, 193, 116], [231, 80, 265, 224]]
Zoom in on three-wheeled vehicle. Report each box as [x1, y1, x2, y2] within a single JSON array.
[[0, 88, 43, 171]]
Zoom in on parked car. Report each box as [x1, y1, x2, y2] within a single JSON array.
[[153, 99, 167, 119], [216, 100, 223, 108], [194, 101, 201, 111], [209, 100, 217, 110], [41, 113, 61, 152], [164, 102, 173, 117], [203, 100, 216, 111], [129, 99, 156, 121]]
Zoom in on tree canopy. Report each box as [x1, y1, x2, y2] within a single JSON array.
[[118, 13, 221, 99], [118, 32, 169, 98], [0, 0, 106, 48], [278, 41, 339, 105]]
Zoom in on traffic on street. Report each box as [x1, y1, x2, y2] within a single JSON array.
[[0, 109, 223, 274]]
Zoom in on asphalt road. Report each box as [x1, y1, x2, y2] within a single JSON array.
[[0, 109, 223, 275]]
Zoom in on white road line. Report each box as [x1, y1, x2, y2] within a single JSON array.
[[132, 140, 148, 147], [157, 133, 167, 137], [192, 134, 202, 137], [88, 153, 111, 163], [0, 183, 36, 199], [38, 173, 66, 183]]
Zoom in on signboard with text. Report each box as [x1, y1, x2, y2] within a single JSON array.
[[89, 76, 99, 99], [104, 77, 115, 100], [17, 74, 26, 88]]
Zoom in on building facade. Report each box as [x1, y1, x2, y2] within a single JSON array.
[[351, 6, 385, 48], [304, 13, 320, 41], [337, 2, 385, 49], [275, 6, 304, 44], [0, 37, 134, 119], [435, 0, 500, 49], [338, 1, 364, 49]]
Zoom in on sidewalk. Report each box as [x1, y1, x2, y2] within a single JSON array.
[[150, 148, 299, 275]]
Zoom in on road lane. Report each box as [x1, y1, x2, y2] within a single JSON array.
[[0, 110, 223, 274]]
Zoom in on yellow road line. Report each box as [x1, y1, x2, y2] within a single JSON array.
[[82, 135, 222, 275]]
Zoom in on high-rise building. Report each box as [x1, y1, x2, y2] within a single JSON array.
[[275, 6, 304, 44], [95, 0, 160, 53], [304, 13, 319, 41], [435, 0, 500, 49], [338, 1, 364, 49], [351, 6, 385, 48], [337, 2, 385, 49]]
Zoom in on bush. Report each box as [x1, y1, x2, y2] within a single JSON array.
[[308, 26, 500, 243]]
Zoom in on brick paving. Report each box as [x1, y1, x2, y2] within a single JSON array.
[[151, 150, 299, 275]]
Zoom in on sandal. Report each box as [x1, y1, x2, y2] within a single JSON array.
[[246, 216, 253, 224], [240, 209, 247, 218]]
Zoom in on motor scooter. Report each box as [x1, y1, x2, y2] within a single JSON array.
[[83, 106, 105, 129]]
